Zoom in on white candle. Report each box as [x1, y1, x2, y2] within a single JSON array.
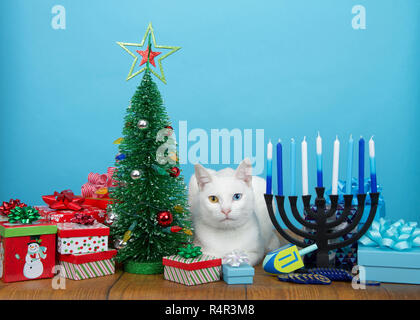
[[369, 136, 375, 159], [301, 136, 308, 195], [316, 132, 322, 155], [332, 135, 340, 195]]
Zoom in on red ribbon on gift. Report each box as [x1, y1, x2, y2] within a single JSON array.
[[42, 190, 85, 211], [0, 199, 27, 216], [81, 167, 117, 198]]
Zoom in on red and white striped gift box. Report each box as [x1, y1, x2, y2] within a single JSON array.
[[58, 249, 117, 280], [162, 254, 222, 286]]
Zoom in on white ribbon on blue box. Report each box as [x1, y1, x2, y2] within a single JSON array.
[[222, 250, 255, 285]]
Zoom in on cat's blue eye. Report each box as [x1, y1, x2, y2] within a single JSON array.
[[232, 193, 242, 201]]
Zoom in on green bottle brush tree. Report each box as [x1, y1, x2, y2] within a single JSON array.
[[109, 57, 192, 274]]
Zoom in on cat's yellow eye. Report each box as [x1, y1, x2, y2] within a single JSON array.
[[208, 195, 219, 203]]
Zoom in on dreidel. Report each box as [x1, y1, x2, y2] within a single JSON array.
[[263, 243, 318, 275]]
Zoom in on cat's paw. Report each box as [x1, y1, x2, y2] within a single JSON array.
[[245, 251, 264, 267]]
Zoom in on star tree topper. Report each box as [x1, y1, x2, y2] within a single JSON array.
[[116, 23, 181, 84]]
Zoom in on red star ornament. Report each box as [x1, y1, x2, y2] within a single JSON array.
[[136, 47, 161, 67]]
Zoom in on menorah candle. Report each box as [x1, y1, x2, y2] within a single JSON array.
[[290, 138, 296, 196], [345, 134, 354, 194], [331, 136, 340, 195], [301, 137, 308, 195], [358, 136, 365, 194], [316, 132, 323, 187], [266, 140, 273, 194], [276, 139, 283, 196], [369, 136, 377, 193]]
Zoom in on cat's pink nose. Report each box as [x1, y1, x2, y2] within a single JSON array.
[[221, 209, 231, 216]]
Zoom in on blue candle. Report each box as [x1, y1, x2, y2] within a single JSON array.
[[358, 136, 365, 194], [316, 132, 323, 187], [290, 138, 296, 196], [369, 136, 377, 193], [346, 134, 354, 194], [266, 140, 273, 194], [331, 136, 340, 195], [277, 139, 283, 196]]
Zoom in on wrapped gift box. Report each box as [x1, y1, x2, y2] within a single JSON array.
[[303, 205, 358, 269], [358, 245, 420, 284], [325, 178, 386, 224], [0, 220, 57, 283], [36, 205, 107, 224], [330, 202, 385, 225], [81, 167, 116, 210], [162, 254, 222, 286], [222, 263, 254, 284], [57, 222, 109, 255], [83, 197, 113, 210], [58, 249, 117, 280]]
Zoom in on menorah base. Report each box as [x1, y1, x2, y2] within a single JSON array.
[[316, 251, 331, 268]]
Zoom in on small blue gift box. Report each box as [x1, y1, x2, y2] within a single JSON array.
[[222, 263, 255, 285], [358, 246, 420, 284]]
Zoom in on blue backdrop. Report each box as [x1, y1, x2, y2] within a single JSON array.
[[0, 0, 419, 221]]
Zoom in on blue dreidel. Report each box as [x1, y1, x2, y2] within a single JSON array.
[[263, 243, 318, 275]]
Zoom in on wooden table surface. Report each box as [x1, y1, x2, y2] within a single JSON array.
[[0, 265, 419, 300]]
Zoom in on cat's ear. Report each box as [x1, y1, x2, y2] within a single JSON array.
[[194, 164, 212, 190], [235, 158, 252, 187]]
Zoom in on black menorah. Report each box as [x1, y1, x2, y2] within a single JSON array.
[[264, 187, 379, 267]]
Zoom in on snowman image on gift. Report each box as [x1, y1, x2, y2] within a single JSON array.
[[23, 236, 47, 279]]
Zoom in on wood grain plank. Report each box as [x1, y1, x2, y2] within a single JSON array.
[[0, 270, 122, 300], [108, 272, 246, 300], [382, 283, 420, 300], [0, 265, 419, 300], [246, 265, 406, 300]]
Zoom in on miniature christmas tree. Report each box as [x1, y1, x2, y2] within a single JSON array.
[[110, 30, 191, 274]]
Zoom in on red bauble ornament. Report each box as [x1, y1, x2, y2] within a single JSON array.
[[156, 211, 173, 227], [169, 167, 180, 177]]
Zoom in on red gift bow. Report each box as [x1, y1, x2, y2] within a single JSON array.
[[71, 212, 95, 225], [81, 167, 117, 198], [42, 190, 85, 211], [0, 199, 27, 216]]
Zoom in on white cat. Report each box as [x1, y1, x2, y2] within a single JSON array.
[[188, 158, 281, 266]]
